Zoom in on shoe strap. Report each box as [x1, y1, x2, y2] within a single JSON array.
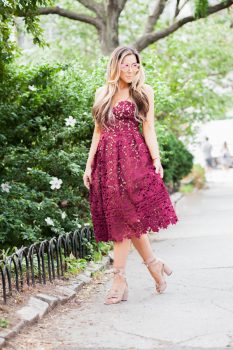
[[106, 290, 122, 298], [142, 256, 157, 267], [113, 267, 126, 279]]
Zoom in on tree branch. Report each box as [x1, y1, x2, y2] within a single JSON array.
[[24, 6, 103, 29], [174, 0, 181, 18], [207, 0, 233, 14], [144, 0, 168, 34], [77, 0, 104, 18], [134, 0, 233, 52], [173, 0, 189, 21]]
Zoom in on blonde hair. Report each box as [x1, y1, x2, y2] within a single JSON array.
[[92, 45, 149, 130]]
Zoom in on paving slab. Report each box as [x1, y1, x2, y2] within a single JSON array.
[[51, 170, 233, 349], [4, 169, 233, 350]]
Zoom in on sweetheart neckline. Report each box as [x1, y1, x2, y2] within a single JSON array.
[[112, 100, 135, 110]]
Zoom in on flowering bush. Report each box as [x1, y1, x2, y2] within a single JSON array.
[[0, 62, 97, 247], [0, 60, 192, 248]]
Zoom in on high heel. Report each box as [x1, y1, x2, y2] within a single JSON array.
[[142, 256, 172, 294], [121, 285, 128, 301], [104, 267, 128, 305], [159, 258, 173, 276]]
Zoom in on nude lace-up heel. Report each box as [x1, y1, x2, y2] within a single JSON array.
[[104, 267, 128, 305], [142, 256, 173, 293]]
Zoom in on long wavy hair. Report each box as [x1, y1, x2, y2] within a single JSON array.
[[92, 45, 149, 130]]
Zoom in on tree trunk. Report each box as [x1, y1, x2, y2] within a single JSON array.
[[98, 20, 119, 55], [17, 0, 233, 56]]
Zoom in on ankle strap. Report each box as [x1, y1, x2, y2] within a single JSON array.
[[142, 256, 157, 267], [113, 267, 126, 278]]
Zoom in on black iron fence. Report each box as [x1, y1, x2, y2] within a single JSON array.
[[0, 227, 94, 304]]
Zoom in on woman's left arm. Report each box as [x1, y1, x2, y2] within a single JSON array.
[[142, 84, 164, 178]]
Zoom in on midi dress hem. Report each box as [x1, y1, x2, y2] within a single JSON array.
[[89, 100, 179, 243], [93, 218, 178, 243]]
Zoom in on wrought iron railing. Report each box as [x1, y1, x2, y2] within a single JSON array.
[[0, 227, 94, 304]]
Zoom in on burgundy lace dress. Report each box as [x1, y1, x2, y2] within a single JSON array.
[[89, 100, 178, 242]]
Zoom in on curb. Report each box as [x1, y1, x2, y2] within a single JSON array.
[[0, 255, 112, 349]]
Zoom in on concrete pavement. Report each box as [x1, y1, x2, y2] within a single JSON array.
[[5, 169, 233, 350]]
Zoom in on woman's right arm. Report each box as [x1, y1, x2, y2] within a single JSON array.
[[85, 121, 101, 167], [83, 87, 103, 190]]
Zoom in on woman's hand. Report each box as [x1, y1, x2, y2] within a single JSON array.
[[152, 158, 164, 178], [83, 165, 92, 190]]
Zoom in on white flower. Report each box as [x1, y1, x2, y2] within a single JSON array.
[[202, 78, 216, 89], [225, 71, 233, 82], [1, 182, 11, 193], [28, 85, 37, 91], [49, 177, 63, 190], [84, 223, 90, 226], [77, 224, 81, 228], [58, 70, 65, 77], [65, 116, 77, 127], [61, 211, 67, 220], [184, 106, 195, 114], [201, 59, 208, 67], [45, 217, 54, 226], [2, 0, 10, 6]]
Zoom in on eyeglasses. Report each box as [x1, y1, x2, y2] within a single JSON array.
[[120, 63, 140, 72]]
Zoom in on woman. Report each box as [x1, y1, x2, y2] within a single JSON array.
[[220, 141, 231, 170], [83, 46, 178, 305]]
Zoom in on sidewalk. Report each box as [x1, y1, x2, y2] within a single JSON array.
[[5, 169, 233, 349]]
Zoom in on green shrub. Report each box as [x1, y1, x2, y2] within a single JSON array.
[[0, 61, 193, 248], [156, 124, 194, 192], [180, 163, 206, 191], [0, 63, 96, 247]]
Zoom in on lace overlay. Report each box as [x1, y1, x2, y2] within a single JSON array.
[[89, 100, 178, 242]]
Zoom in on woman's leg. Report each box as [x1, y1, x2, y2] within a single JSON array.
[[113, 238, 131, 268], [131, 233, 171, 292], [130, 233, 155, 262], [105, 238, 131, 303]]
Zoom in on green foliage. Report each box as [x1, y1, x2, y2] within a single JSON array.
[[0, 246, 17, 260], [191, 163, 206, 188], [64, 240, 112, 276], [179, 183, 194, 194], [0, 62, 94, 247], [86, 241, 113, 262], [156, 124, 194, 192], [195, 0, 209, 18], [0, 0, 52, 75], [0, 14, 16, 74], [0, 318, 9, 328], [141, 15, 233, 137], [0, 60, 192, 248], [179, 163, 206, 193], [64, 255, 88, 275]]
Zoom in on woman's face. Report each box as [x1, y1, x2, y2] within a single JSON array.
[[118, 54, 139, 84]]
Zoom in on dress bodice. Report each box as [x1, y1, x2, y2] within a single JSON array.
[[101, 100, 140, 137], [112, 100, 136, 119]]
